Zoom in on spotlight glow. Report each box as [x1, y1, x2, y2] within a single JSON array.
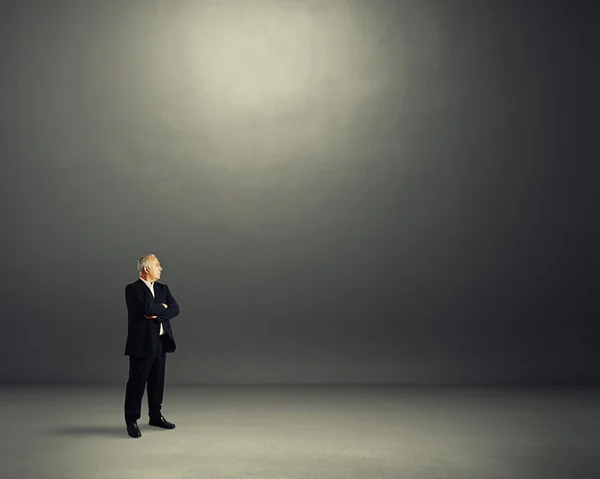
[[189, 8, 313, 111]]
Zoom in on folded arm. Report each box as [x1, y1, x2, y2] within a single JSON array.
[[156, 285, 180, 323], [125, 283, 169, 319]]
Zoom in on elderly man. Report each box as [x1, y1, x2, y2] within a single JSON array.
[[124, 254, 180, 438]]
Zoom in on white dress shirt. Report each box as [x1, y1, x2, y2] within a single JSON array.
[[140, 277, 165, 336]]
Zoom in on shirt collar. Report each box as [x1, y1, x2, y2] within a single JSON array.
[[140, 277, 154, 288]]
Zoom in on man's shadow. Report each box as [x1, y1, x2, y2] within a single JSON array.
[[52, 425, 131, 438]]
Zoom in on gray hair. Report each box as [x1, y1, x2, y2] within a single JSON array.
[[137, 254, 156, 274]]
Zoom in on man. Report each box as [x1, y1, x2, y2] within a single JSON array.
[[124, 254, 180, 438]]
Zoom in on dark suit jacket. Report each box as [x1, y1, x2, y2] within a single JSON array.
[[124, 278, 180, 357]]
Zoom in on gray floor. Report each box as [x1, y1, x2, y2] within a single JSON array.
[[1, 385, 598, 479]]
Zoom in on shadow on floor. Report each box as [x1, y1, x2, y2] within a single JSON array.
[[51, 425, 129, 438]]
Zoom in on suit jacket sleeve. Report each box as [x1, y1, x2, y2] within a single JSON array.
[[125, 283, 167, 319], [156, 284, 180, 323]]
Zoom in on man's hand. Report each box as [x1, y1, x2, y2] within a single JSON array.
[[162, 303, 168, 308], [144, 315, 157, 319]]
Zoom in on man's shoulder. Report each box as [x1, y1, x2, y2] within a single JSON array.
[[126, 279, 143, 288]]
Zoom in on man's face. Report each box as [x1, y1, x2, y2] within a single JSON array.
[[145, 256, 162, 282]]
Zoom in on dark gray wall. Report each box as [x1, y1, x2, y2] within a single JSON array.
[[1, 0, 597, 385]]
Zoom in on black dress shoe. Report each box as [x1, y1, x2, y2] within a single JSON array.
[[127, 422, 142, 438], [149, 416, 176, 429]]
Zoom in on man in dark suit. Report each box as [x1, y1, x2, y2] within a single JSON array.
[[124, 254, 180, 438]]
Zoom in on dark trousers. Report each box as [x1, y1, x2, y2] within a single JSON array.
[[124, 335, 167, 424]]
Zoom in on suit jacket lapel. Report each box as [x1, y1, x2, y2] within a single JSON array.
[[137, 278, 155, 301]]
